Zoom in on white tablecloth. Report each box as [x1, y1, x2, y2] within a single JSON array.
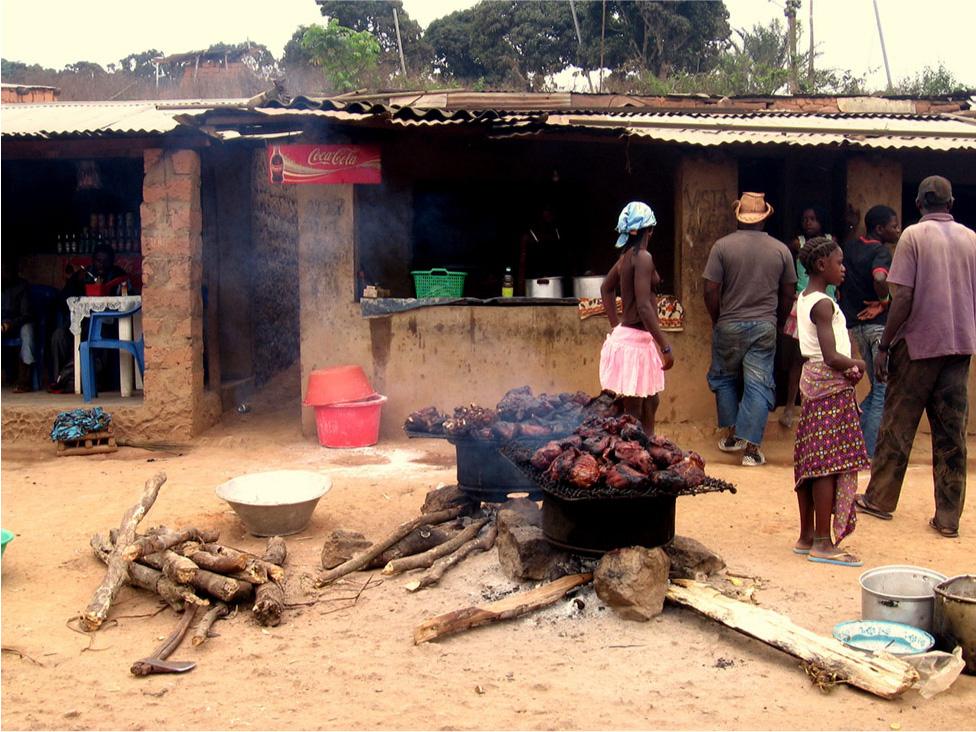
[[66, 295, 143, 397], [66, 295, 142, 337]]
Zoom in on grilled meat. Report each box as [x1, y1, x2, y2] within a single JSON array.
[[531, 441, 564, 470], [568, 453, 601, 488]]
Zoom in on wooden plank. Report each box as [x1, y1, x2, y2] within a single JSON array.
[[665, 580, 918, 699], [414, 572, 592, 644]]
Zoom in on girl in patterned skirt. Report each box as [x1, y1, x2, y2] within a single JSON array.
[[793, 237, 870, 566]]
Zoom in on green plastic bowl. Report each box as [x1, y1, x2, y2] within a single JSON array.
[[1, 529, 14, 557]]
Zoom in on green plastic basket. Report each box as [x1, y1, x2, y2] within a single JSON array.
[[411, 268, 467, 298], [1, 529, 13, 558]]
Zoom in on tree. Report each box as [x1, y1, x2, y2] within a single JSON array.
[[118, 49, 163, 79], [893, 63, 967, 96], [301, 20, 382, 92], [283, 26, 316, 67], [426, 1, 577, 89], [316, 0, 431, 77], [63, 61, 106, 79]]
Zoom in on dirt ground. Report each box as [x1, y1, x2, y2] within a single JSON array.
[[2, 373, 974, 731]]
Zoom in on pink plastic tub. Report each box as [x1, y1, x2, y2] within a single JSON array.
[[313, 394, 387, 448]]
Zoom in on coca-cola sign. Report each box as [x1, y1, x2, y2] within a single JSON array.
[[267, 143, 381, 185]]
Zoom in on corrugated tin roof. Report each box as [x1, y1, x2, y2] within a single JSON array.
[[543, 111, 976, 151], [0, 99, 247, 139]]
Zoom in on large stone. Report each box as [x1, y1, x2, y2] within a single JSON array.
[[320, 529, 372, 570], [594, 546, 670, 621], [497, 524, 565, 581], [421, 484, 480, 516], [664, 536, 725, 580], [496, 498, 542, 532]]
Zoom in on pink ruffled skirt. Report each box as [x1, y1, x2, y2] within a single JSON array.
[[599, 325, 666, 398]]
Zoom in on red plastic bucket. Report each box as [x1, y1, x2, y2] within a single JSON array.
[[305, 365, 374, 407], [313, 394, 387, 448]]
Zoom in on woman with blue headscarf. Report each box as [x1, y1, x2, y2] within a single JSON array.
[[599, 201, 675, 434]]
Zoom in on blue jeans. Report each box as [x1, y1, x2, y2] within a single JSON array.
[[849, 323, 887, 458], [707, 320, 777, 445]]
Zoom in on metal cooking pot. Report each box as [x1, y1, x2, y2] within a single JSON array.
[[572, 275, 604, 299], [860, 564, 947, 633], [933, 575, 976, 674], [526, 276, 564, 298], [542, 491, 675, 556]]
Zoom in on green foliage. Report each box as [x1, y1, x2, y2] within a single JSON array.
[[301, 20, 382, 93], [893, 63, 967, 96], [117, 49, 163, 79], [283, 26, 316, 67], [316, 0, 431, 77]]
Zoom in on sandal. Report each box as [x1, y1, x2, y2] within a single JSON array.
[[928, 518, 959, 538], [792, 546, 811, 556], [855, 494, 893, 521], [808, 551, 863, 567]]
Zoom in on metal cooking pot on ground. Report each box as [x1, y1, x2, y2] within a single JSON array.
[[572, 275, 604, 299], [859, 564, 947, 634], [934, 575, 976, 674]]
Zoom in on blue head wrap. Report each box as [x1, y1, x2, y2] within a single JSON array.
[[615, 201, 657, 248]]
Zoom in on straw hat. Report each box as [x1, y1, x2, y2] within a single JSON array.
[[733, 192, 774, 224]]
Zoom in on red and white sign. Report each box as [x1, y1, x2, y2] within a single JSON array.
[[267, 144, 381, 185]]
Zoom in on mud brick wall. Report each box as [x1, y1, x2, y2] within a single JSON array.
[[250, 150, 300, 385], [140, 148, 220, 437]]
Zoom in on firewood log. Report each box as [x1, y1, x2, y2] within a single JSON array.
[[229, 560, 269, 585], [383, 519, 488, 576], [405, 524, 498, 592], [122, 526, 219, 562], [191, 602, 229, 646], [198, 544, 284, 584], [81, 473, 167, 631], [160, 550, 198, 585], [182, 548, 247, 575], [414, 572, 593, 644], [253, 536, 287, 627], [90, 534, 206, 611], [366, 521, 462, 569], [315, 506, 464, 587], [138, 554, 252, 603]]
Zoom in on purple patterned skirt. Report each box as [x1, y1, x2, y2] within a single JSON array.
[[794, 361, 871, 542]]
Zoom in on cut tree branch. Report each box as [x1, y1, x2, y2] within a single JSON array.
[[405, 524, 497, 592], [383, 519, 488, 576]]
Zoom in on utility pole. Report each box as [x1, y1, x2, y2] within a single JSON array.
[[807, 0, 815, 85], [872, 0, 893, 91], [784, 0, 801, 94], [392, 7, 408, 79]]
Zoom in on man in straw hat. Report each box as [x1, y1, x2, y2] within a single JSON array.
[[856, 175, 976, 538], [703, 192, 797, 467]]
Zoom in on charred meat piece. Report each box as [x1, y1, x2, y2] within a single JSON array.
[[520, 423, 552, 439], [648, 445, 680, 468], [559, 435, 583, 450], [530, 441, 564, 470], [605, 463, 647, 490], [404, 406, 447, 434], [671, 456, 706, 487], [568, 453, 601, 488], [648, 434, 680, 452], [650, 469, 685, 492], [619, 423, 650, 447], [684, 451, 706, 470], [581, 434, 611, 456], [545, 447, 581, 482], [613, 441, 653, 474], [491, 421, 521, 441], [472, 427, 493, 441]]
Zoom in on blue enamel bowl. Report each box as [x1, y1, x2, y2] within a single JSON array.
[[833, 619, 935, 655]]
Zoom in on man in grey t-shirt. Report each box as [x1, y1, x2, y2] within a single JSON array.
[[703, 192, 797, 466]]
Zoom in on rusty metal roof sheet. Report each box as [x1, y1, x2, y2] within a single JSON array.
[[542, 111, 976, 150], [0, 99, 247, 139]]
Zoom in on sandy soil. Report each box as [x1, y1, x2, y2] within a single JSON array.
[[2, 374, 974, 731]]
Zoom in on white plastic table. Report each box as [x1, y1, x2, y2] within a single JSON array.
[[66, 295, 143, 397]]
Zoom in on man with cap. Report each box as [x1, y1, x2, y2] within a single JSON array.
[[856, 176, 976, 538], [703, 192, 797, 466]]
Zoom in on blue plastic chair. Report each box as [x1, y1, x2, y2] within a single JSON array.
[[80, 305, 144, 402]]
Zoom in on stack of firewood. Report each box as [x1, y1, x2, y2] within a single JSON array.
[[316, 485, 494, 592], [79, 472, 289, 675]]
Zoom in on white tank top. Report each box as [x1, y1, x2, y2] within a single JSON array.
[[797, 290, 851, 361]]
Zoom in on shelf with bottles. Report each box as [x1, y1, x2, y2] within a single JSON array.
[[53, 211, 142, 256]]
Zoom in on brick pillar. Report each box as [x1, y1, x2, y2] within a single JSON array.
[[846, 156, 903, 239], [140, 148, 217, 438]]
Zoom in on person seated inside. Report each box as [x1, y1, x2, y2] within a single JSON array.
[[49, 245, 132, 394], [1, 260, 36, 393]]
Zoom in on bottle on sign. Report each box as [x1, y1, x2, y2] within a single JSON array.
[[502, 267, 514, 298], [270, 146, 285, 184]]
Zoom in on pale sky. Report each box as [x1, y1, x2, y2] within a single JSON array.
[[2, 0, 974, 92]]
